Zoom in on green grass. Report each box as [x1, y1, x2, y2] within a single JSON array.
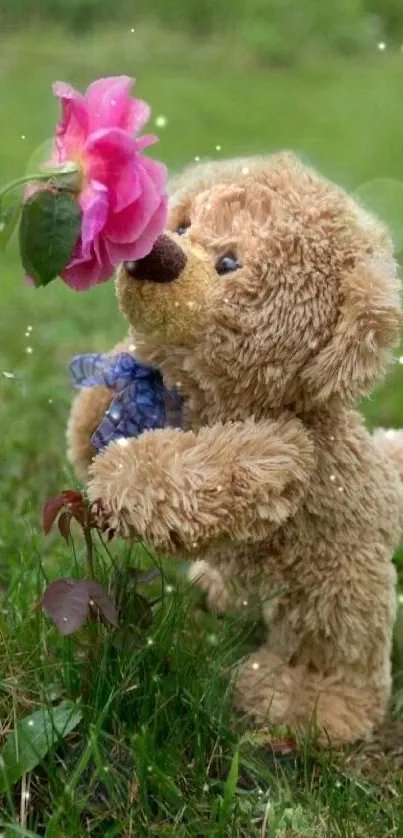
[[2, 25, 403, 835]]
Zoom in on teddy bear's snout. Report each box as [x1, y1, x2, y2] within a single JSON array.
[[124, 234, 187, 284]]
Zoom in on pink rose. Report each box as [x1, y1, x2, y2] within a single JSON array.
[[40, 76, 168, 290]]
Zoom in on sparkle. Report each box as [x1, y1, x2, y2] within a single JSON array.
[[252, 661, 260, 670], [22, 790, 30, 801], [175, 381, 182, 388], [147, 637, 154, 646], [241, 166, 250, 175], [207, 634, 218, 645], [194, 156, 200, 162], [329, 435, 335, 441], [27, 719, 35, 727], [187, 300, 195, 309], [26, 346, 33, 354], [223, 297, 229, 303], [215, 145, 222, 151], [147, 765, 153, 773], [385, 429, 398, 439], [378, 41, 386, 51], [242, 599, 248, 607], [129, 343, 136, 352], [130, 27, 135, 33], [192, 541, 197, 548], [166, 584, 174, 593], [103, 765, 110, 772], [398, 593, 403, 604], [63, 617, 68, 622], [2, 371, 15, 379], [26, 325, 32, 332], [25, 331, 30, 338], [399, 356, 403, 364], [116, 437, 129, 447], [174, 301, 180, 308], [330, 474, 336, 482], [21, 134, 26, 140], [205, 203, 212, 210], [155, 115, 167, 128], [216, 485, 223, 492], [338, 486, 344, 492], [48, 398, 53, 404]]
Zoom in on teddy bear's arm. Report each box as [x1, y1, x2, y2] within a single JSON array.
[[87, 416, 314, 554], [66, 338, 134, 482]]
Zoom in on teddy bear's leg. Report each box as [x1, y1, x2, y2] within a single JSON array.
[[188, 560, 233, 613], [234, 645, 389, 745], [67, 386, 113, 482]]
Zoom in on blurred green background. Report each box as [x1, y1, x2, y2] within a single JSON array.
[[1, 1, 403, 568]]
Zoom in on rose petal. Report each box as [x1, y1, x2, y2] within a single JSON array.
[[85, 77, 133, 132], [124, 197, 168, 261], [134, 134, 158, 151], [85, 77, 151, 136], [62, 247, 113, 290], [52, 82, 88, 161], [105, 197, 167, 263], [139, 156, 168, 194], [104, 164, 160, 244], [79, 182, 109, 258], [127, 99, 151, 135], [111, 163, 141, 214], [85, 128, 137, 186]]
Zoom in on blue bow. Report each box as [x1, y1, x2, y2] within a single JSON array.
[[70, 352, 184, 451]]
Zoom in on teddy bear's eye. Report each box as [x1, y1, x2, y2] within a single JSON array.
[[175, 225, 190, 236], [216, 254, 241, 275]]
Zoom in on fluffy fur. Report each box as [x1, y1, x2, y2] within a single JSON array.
[[67, 151, 403, 745]]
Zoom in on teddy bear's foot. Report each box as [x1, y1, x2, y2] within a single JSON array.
[[188, 560, 233, 613], [234, 646, 388, 747]]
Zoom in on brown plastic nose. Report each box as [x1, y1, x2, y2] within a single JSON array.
[[124, 234, 187, 283]]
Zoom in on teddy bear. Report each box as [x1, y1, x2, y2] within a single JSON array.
[[67, 151, 403, 746]]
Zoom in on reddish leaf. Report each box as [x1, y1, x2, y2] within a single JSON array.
[[61, 490, 84, 505], [41, 578, 90, 635], [61, 491, 88, 526], [43, 495, 65, 535], [86, 580, 119, 628], [58, 511, 71, 543]]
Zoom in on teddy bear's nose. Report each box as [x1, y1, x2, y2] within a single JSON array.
[[124, 234, 187, 283]]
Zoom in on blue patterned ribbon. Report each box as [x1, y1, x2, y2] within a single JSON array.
[[70, 352, 184, 451]]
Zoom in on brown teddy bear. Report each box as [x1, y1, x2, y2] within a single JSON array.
[[67, 152, 403, 746]]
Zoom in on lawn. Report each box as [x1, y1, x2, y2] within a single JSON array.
[[1, 25, 403, 835]]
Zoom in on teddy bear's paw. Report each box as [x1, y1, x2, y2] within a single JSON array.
[[188, 560, 233, 613]]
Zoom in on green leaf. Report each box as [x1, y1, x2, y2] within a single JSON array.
[[19, 189, 81, 286], [215, 749, 239, 832], [0, 196, 22, 251], [0, 823, 42, 837], [0, 699, 82, 792]]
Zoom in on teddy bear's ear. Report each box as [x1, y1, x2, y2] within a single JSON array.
[[299, 259, 402, 405]]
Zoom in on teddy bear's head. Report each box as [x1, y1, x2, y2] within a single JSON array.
[[116, 152, 401, 421]]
